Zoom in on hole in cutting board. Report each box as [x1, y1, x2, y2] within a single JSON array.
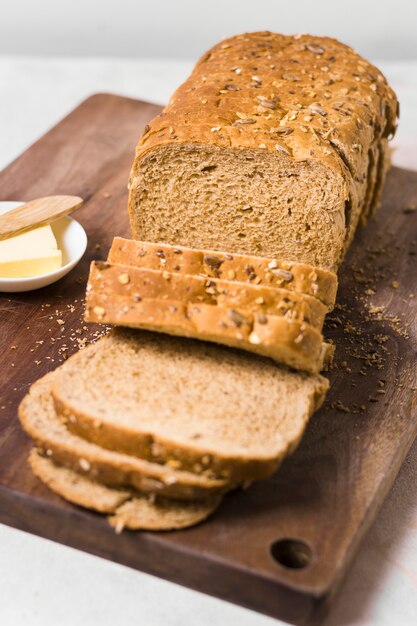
[[270, 538, 312, 569]]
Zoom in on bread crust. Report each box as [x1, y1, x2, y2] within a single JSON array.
[[29, 450, 221, 531], [86, 260, 327, 330], [108, 237, 338, 308], [85, 297, 327, 375], [128, 32, 398, 269]]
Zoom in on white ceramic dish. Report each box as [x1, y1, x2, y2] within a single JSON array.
[[0, 201, 87, 293]]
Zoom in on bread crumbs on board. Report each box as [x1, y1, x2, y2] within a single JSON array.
[[325, 224, 414, 415], [2, 298, 110, 398]]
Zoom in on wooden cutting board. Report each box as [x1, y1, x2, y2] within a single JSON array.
[[0, 94, 416, 625]]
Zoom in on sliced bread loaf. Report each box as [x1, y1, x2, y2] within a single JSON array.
[[86, 261, 327, 329], [52, 329, 329, 481], [29, 450, 221, 531], [128, 32, 398, 270], [108, 237, 338, 308], [19, 371, 231, 499]]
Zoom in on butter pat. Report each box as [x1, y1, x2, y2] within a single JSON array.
[[0, 224, 62, 278]]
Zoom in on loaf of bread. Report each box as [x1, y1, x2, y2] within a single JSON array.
[[108, 237, 338, 308], [22, 32, 398, 531], [128, 32, 398, 269]]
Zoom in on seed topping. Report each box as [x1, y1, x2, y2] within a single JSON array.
[[118, 273, 130, 285]]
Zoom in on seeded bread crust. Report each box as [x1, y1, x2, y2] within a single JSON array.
[[29, 450, 221, 531], [51, 330, 329, 481], [86, 294, 327, 374], [86, 261, 327, 329], [128, 32, 398, 270], [19, 372, 231, 499], [87, 292, 336, 373], [108, 237, 338, 308]]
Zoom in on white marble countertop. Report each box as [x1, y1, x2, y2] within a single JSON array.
[[1, 56, 417, 626]]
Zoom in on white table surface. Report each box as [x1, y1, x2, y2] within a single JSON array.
[[0, 56, 416, 626]]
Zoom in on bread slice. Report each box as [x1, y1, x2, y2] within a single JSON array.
[[108, 237, 338, 308], [52, 329, 329, 481], [128, 33, 398, 270], [19, 371, 231, 499], [87, 261, 327, 329], [86, 293, 328, 374], [85, 261, 329, 374], [29, 450, 221, 531], [88, 294, 331, 374]]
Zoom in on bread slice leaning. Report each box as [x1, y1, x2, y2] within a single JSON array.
[[108, 237, 338, 309], [85, 261, 330, 374], [29, 450, 221, 531], [51, 329, 329, 482], [86, 294, 330, 374], [87, 261, 328, 329], [18, 371, 231, 500]]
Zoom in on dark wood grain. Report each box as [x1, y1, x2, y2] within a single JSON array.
[[0, 94, 416, 626]]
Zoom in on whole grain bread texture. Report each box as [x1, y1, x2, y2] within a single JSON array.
[[108, 238, 338, 308], [128, 32, 398, 270], [51, 329, 329, 482], [29, 450, 221, 531], [19, 371, 231, 499]]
